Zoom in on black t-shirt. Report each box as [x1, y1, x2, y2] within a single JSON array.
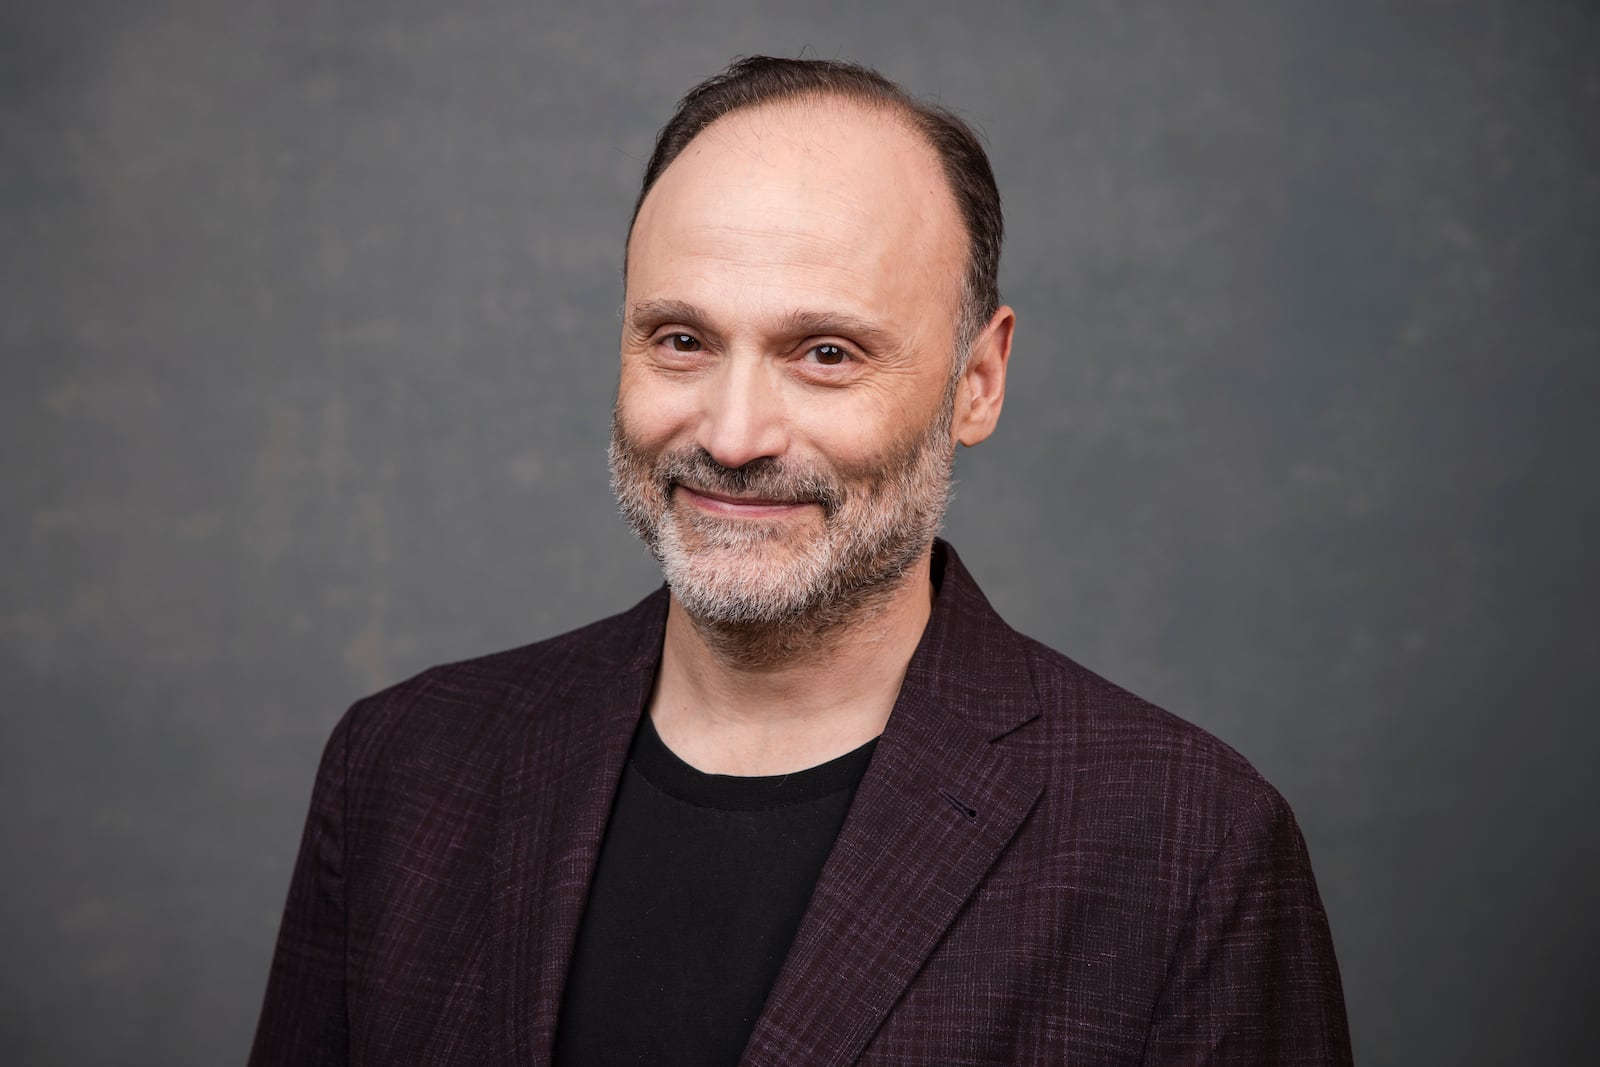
[[552, 714, 877, 1066]]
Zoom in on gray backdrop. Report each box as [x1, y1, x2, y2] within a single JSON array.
[[4, 1, 1596, 1063]]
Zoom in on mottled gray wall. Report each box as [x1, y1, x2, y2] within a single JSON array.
[[3, 2, 1596, 1063]]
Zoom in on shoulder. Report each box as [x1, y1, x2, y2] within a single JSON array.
[[937, 548, 1350, 1057], [327, 588, 668, 785], [980, 626, 1327, 974], [933, 543, 1277, 833], [1013, 628, 1286, 849], [1024, 629, 1268, 791]]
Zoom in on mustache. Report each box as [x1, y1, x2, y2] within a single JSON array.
[[653, 448, 846, 515]]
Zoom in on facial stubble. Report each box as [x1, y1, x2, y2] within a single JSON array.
[[609, 379, 958, 656]]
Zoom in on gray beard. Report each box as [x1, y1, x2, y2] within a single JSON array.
[[608, 390, 956, 660]]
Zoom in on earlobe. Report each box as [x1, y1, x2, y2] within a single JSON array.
[[954, 306, 1015, 447]]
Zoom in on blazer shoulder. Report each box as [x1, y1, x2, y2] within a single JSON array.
[[1012, 629, 1287, 834], [334, 587, 667, 769]]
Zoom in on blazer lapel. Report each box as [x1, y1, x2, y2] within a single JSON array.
[[484, 544, 1042, 1066], [488, 592, 668, 1067], [741, 543, 1047, 1066]]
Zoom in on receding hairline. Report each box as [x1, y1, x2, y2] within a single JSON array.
[[623, 96, 971, 354], [626, 57, 1003, 362], [626, 90, 960, 258]]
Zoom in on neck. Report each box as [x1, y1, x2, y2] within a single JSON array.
[[648, 547, 935, 775]]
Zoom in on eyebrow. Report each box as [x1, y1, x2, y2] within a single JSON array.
[[775, 309, 894, 349], [625, 298, 707, 336], [625, 298, 895, 350]]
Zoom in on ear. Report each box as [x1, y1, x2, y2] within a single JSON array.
[[953, 305, 1014, 447]]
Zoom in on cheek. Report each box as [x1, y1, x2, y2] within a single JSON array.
[[616, 373, 698, 448], [789, 383, 942, 474]]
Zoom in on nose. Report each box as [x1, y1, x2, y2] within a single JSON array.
[[697, 358, 788, 470]]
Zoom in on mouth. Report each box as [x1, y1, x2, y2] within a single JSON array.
[[676, 484, 815, 518]]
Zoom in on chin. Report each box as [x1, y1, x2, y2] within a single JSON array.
[[656, 515, 833, 626]]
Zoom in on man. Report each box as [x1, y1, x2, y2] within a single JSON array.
[[251, 57, 1351, 1065]]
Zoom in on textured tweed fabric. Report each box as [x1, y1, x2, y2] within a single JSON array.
[[250, 541, 1351, 1065]]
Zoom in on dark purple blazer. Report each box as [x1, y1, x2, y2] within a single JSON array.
[[250, 542, 1351, 1065]]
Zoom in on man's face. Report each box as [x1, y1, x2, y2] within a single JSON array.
[[611, 99, 970, 627]]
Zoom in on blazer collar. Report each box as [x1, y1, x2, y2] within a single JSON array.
[[740, 541, 1047, 1065], [490, 589, 666, 1066], [492, 540, 1046, 1066], [903, 539, 1044, 741]]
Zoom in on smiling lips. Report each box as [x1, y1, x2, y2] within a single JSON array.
[[677, 484, 814, 517]]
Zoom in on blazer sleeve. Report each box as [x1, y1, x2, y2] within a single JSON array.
[[248, 713, 352, 1066], [1142, 788, 1353, 1066]]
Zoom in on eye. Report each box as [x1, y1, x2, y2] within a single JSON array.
[[806, 343, 848, 366], [665, 333, 701, 352]]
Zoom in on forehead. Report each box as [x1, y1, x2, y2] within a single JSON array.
[[626, 98, 966, 342]]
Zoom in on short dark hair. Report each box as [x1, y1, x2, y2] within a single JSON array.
[[628, 56, 1004, 356]]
